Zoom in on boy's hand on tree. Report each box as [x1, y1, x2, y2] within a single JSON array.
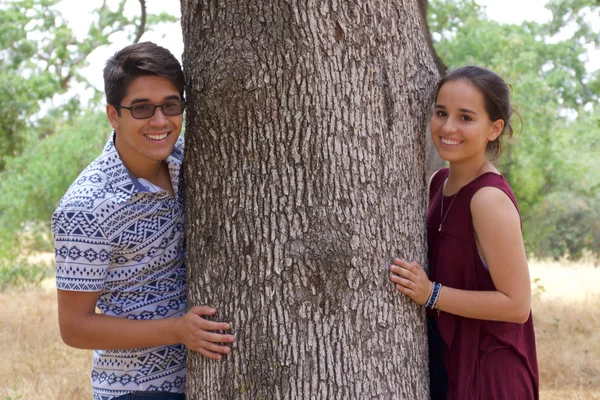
[[389, 258, 433, 306], [175, 306, 235, 360]]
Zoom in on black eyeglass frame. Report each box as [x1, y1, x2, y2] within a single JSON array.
[[112, 100, 186, 119]]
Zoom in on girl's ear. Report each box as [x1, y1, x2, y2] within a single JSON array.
[[489, 119, 504, 141], [106, 104, 120, 131]]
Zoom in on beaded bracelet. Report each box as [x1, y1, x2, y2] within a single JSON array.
[[426, 282, 442, 309], [425, 281, 436, 307], [431, 284, 442, 310]]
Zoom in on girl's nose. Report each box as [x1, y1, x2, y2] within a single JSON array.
[[441, 119, 457, 134]]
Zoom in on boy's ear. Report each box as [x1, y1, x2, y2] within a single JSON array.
[[106, 104, 120, 130]]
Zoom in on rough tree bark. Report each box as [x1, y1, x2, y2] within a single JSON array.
[[181, 1, 438, 398], [417, 0, 446, 179]]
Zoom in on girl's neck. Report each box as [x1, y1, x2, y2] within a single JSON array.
[[445, 158, 491, 195]]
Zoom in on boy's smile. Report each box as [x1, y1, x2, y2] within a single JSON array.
[[107, 75, 183, 179]]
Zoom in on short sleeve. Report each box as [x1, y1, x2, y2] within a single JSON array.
[[52, 208, 110, 292]]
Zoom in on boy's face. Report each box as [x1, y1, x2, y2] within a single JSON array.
[[106, 75, 183, 174]]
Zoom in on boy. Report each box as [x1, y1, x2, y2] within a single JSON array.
[[52, 42, 234, 400]]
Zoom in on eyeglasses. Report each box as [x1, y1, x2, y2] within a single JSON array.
[[113, 100, 186, 119]]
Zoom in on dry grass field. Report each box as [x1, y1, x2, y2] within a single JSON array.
[[1, 258, 599, 399]]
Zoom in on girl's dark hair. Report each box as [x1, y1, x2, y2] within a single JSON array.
[[435, 65, 519, 161], [103, 42, 185, 110]]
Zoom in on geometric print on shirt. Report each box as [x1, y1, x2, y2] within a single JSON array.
[[52, 132, 187, 400]]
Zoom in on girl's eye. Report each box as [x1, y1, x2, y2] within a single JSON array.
[[461, 115, 472, 121], [436, 111, 447, 117]]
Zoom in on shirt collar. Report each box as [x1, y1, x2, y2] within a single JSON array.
[[100, 131, 183, 204]]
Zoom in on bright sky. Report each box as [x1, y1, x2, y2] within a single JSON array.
[[53, 1, 183, 102], [55, 0, 598, 102], [478, 0, 552, 23]]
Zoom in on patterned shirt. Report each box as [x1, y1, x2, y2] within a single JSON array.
[[52, 132, 186, 400]]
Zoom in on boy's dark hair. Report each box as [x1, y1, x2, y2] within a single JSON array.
[[103, 41, 184, 111], [435, 65, 519, 161]]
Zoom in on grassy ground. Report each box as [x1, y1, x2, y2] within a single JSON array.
[[0, 281, 89, 399], [1, 258, 599, 399], [530, 261, 600, 399]]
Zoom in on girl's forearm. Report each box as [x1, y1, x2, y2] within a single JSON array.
[[434, 286, 531, 323]]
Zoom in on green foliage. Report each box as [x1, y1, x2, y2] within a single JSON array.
[[0, 71, 40, 164], [0, 110, 108, 262], [428, 0, 485, 33], [526, 191, 600, 261], [0, 0, 176, 169], [531, 277, 546, 300], [428, 0, 600, 260], [5, 376, 23, 399], [546, 0, 600, 46], [544, 106, 600, 195], [0, 260, 51, 292]]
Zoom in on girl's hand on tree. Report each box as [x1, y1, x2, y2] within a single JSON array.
[[175, 306, 236, 360], [389, 258, 433, 306]]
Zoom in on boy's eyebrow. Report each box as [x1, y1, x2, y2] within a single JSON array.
[[434, 104, 478, 115], [129, 94, 181, 105]]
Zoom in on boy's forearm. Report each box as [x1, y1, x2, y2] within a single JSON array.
[[59, 312, 181, 350]]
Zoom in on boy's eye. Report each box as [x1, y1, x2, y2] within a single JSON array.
[[163, 102, 178, 110], [461, 115, 472, 121], [436, 111, 447, 117]]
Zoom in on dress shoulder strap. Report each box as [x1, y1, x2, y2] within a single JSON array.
[[428, 168, 449, 203], [469, 172, 520, 215]]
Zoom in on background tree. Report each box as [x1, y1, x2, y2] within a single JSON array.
[[416, 0, 448, 178], [181, 0, 437, 398]]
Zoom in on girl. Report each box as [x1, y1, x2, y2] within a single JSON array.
[[390, 66, 539, 399]]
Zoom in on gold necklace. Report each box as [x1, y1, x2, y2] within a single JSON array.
[[438, 162, 488, 232]]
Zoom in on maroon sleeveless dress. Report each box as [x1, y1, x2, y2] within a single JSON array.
[[427, 168, 539, 400]]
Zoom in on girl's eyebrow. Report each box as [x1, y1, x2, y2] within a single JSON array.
[[434, 104, 478, 115], [459, 108, 478, 115]]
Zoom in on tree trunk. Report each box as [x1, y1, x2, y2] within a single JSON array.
[[417, 0, 446, 179], [181, 1, 438, 398]]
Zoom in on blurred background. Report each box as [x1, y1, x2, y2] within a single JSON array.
[[0, 0, 598, 399]]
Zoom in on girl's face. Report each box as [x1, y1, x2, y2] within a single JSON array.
[[430, 79, 503, 163]]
